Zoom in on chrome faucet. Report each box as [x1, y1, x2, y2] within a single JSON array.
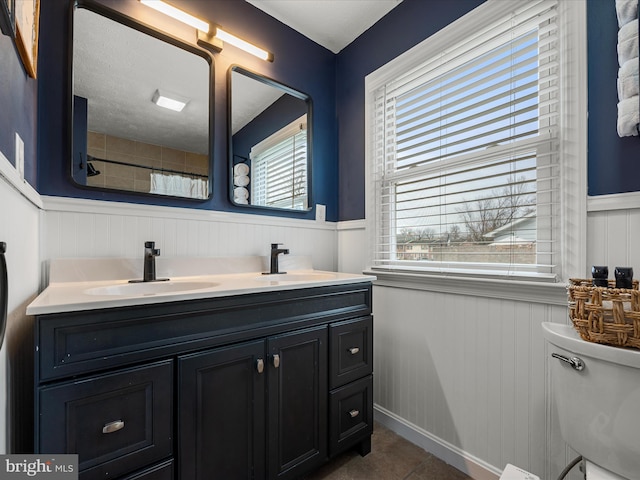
[[266, 243, 289, 275]]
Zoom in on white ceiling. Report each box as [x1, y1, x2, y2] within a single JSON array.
[[246, 0, 404, 53]]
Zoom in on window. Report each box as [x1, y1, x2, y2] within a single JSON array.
[[251, 115, 308, 210], [366, 0, 585, 281]]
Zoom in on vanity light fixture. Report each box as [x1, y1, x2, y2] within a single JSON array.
[[198, 27, 274, 62], [139, 0, 210, 33], [152, 89, 188, 112]]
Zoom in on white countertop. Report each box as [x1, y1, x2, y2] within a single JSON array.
[[27, 256, 375, 315]]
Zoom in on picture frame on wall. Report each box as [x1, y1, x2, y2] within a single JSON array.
[[15, 0, 39, 78], [0, 0, 15, 38]]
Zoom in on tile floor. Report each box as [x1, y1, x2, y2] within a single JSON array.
[[304, 423, 473, 480]]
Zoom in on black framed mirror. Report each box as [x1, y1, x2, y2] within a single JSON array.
[[70, 2, 213, 200], [229, 66, 312, 211]]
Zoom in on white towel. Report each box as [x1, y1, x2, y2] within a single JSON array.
[[617, 0, 638, 27], [234, 174, 250, 187], [233, 186, 249, 199], [618, 20, 638, 66], [617, 95, 639, 137], [233, 196, 249, 205], [618, 58, 639, 99], [233, 163, 249, 176]]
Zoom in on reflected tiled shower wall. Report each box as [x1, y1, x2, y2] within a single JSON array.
[[86, 131, 208, 193]]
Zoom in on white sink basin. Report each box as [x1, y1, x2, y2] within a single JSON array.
[[84, 281, 219, 296], [256, 272, 337, 282]]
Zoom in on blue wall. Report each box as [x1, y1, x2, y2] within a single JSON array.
[[9, 0, 640, 223], [36, 0, 338, 220], [335, 0, 486, 221], [0, 29, 37, 186], [587, 0, 640, 196]]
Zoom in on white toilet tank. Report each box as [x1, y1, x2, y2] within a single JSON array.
[[542, 323, 640, 480]]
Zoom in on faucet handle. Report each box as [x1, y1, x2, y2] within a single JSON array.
[[271, 243, 282, 249], [145, 241, 155, 248]]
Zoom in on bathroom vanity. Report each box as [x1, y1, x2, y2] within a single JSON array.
[[28, 259, 374, 480]]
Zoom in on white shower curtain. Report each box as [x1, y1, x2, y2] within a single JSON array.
[[150, 173, 208, 199]]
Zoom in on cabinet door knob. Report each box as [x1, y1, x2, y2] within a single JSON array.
[[102, 420, 125, 434], [349, 409, 360, 418], [272, 354, 280, 368], [256, 358, 264, 374], [349, 347, 360, 355]]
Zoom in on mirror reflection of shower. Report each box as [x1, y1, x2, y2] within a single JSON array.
[[71, 6, 212, 200]]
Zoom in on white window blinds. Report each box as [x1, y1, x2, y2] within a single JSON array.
[[251, 115, 308, 210], [370, 0, 560, 280]]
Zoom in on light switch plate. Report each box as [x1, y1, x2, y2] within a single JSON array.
[[15, 132, 24, 180], [315, 204, 326, 222]]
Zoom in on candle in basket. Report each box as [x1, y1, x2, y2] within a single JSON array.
[[614, 267, 633, 289], [591, 265, 609, 287]]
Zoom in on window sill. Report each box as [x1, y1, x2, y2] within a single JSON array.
[[364, 268, 568, 306]]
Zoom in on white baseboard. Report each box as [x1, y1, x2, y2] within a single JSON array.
[[374, 404, 501, 480]]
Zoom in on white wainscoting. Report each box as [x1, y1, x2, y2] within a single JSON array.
[[336, 220, 592, 479], [0, 159, 41, 454], [41, 197, 338, 278], [587, 206, 640, 274]]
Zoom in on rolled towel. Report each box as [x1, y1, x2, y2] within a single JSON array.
[[233, 163, 249, 176], [618, 58, 639, 99], [617, 95, 639, 137], [234, 174, 250, 187], [618, 20, 638, 66], [617, 0, 638, 27], [233, 196, 249, 205], [233, 186, 249, 199]]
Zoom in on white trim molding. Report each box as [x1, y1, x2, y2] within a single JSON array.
[[41, 196, 337, 231], [587, 191, 640, 212], [0, 151, 42, 209], [374, 406, 500, 480]]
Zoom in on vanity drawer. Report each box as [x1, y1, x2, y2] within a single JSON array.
[[330, 316, 373, 389], [121, 460, 173, 480], [38, 360, 173, 480], [329, 375, 373, 456]]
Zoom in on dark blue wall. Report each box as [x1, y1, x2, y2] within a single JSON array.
[[335, 0, 485, 221], [16, 0, 640, 223], [36, 0, 338, 220], [0, 29, 37, 186], [587, 0, 640, 196]]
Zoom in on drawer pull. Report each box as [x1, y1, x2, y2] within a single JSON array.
[[102, 420, 125, 434], [348, 409, 360, 418], [256, 358, 264, 374], [272, 354, 280, 368], [348, 347, 360, 355]]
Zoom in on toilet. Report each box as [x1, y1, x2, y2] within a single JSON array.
[[542, 322, 640, 480]]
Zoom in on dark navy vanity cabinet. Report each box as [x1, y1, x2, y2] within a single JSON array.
[[34, 283, 373, 480]]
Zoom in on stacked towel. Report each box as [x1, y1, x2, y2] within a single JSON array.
[[616, 1, 639, 137], [618, 20, 638, 66], [617, 0, 638, 27], [618, 59, 639, 99], [233, 162, 251, 203]]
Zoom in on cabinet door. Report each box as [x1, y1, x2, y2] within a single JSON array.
[[267, 325, 328, 480], [178, 340, 265, 480]]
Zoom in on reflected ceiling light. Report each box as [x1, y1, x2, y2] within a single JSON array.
[[198, 27, 273, 62], [152, 89, 188, 112], [139, 0, 210, 33]]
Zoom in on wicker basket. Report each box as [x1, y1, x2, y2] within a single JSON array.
[[568, 278, 640, 349]]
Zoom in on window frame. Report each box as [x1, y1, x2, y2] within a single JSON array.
[[364, 0, 587, 286]]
